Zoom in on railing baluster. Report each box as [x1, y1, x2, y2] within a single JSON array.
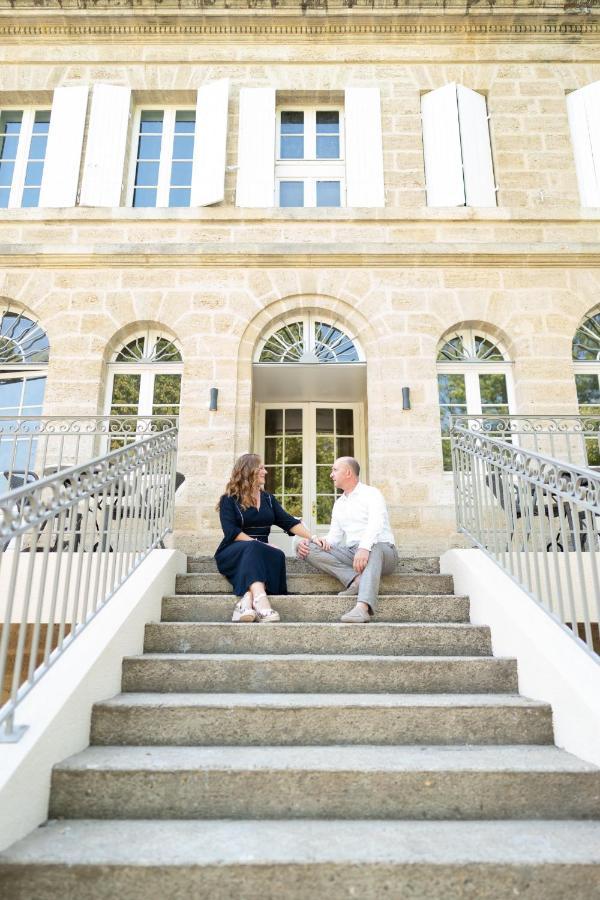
[[451, 418, 600, 663], [0, 425, 179, 740]]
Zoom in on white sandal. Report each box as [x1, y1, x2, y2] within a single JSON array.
[[252, 592, 280, 623], [232, 592, 257, 623]]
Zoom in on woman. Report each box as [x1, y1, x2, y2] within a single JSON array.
[[215, 453, 313, 622]]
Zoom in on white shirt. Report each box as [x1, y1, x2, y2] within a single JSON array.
[[325, 481, 395, 552]]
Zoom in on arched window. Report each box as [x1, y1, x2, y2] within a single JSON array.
[[256, 315, 362, 364], [0, 308, 49, 490], [106, 329, 183, 427], [573, 309, 600, 465], [0, 308, 49, 417], [436, 328, 513, 470]]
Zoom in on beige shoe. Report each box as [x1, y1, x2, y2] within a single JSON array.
[[338, 576, 360, 596], [253, 592, 281, 623], [340, 604, 371, 623], [232, 592, 257, 623]]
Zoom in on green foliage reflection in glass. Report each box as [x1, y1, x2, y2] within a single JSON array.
[[315, 408, 354, 525], [264, 407, 304, 517], [576, 375, 600, 466]]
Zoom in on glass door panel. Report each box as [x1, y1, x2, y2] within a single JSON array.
[[575, 373, 600, 466], [258, 402, 363, 541], [314, 406, 355, 527], [264, 406, 304, 518]]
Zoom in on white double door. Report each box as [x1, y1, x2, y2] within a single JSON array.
[[255, 402, 365, 553]]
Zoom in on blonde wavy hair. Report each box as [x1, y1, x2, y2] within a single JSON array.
[[217, 453, 263, 511]]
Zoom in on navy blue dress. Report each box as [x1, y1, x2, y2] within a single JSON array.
[[214, 492, 301, 597]]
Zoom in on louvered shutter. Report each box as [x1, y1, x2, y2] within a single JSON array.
[[456, 85, 496, 207], [567, 82, 600, 207], [38, 85, 89, 208], [235, 87, 276, 208], [190, 79, 229, 207], [421, 83, 465, 207], [79, 84, 131, 207], [344, 87, 385, 208]]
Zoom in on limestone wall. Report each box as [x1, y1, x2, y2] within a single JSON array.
[[0, 11, 599, 553]]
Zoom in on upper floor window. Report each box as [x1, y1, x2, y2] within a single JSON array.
[[567, 81, 600, 208], [0, 109, 50, 208], [421, 83, 497, 208], [436, 329, 512, 470], [236, 87, 384, 209], [276, 107, 345, 208], [128, 108, 196, 208]]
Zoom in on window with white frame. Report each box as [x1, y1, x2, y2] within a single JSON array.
[[0, 109, 51, 208], [106, 330, 183, 446], [0, 308, 49, 490], [275, 107, 345, 208], [573, 309, 600, 465], [128, 108, 196, 208], [421, 83, 497, 208], [436, 329, 513, 471]]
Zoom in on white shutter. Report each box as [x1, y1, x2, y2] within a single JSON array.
[[236, 87, 276, 208], [344, 87, 385, 208], [79, 83, 131, 207], [190, 79, 229, 207], [421, 83, 465, 207], [456, 85, 496, 207], [567, 82, 600, 207], [38, 85, 89, 208]]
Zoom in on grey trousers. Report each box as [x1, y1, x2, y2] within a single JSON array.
[[304, 541, 398, 612]]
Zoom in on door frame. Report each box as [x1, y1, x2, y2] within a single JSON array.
[[254, 401, 366, 550]]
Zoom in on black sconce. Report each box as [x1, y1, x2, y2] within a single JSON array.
[[209, 387, 218, 411], [402, 387, 411, 410]]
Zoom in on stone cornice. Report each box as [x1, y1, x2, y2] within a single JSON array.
[[1, 243, 600, 267], [0, 6, 599, 40]]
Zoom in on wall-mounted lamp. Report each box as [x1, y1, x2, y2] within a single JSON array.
[[209, 387, 219, 412], [402, 387, 411, 410]]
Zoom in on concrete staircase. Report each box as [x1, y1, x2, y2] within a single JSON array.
[[1, 555, 600, 899]]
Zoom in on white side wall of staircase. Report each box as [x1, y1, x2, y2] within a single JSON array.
[[0, 549, 187, 852], [441, 548, 600, 767]]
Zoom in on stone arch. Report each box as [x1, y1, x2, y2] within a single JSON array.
[[233, 293, 374, 456], [102, 320, 183, 365], [437, 319, 514, 362]]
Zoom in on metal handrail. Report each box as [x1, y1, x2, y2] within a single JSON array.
[[452, 414, 600, 468], [0, 415, 177, 495], [451, 422, 600, 661], [0, 426, 179, 741]]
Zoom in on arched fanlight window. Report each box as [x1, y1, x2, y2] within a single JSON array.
[[0, 308, 49, 490], [436, 328, 513, 471], [106, 329, 183, 433], [573, 309, 600, 465], [257, 315, 362, 364]]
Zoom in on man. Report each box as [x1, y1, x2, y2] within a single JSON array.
[[296, 457, 398, 623]]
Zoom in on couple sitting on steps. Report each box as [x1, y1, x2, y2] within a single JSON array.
[[215, 453, 398, 624]]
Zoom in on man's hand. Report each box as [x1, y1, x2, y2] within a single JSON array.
[[296, 536, 331, 559], [353, 548, 370, 574]]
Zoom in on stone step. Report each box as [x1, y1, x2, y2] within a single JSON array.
[[176, 573, 455, 596], [90, 693, 554, 747], [162, 593, 470, 623], [4, 819, 600, 900], [187, 556, 441, 575], [121, 654, 519, 694], [49, 745, 600, 820], [143, 622, 492, 657]]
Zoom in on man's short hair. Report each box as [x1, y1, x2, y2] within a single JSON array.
[[339, 456, 360, 477]]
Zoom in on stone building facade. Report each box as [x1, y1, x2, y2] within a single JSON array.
[[1, 0, 600, 555]]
